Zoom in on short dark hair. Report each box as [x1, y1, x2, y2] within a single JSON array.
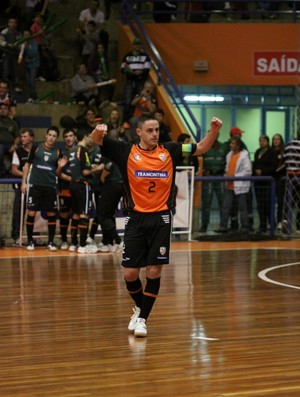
[[76, 128, 90, 142], [63, 128, 76, 137], [47, 126, 60, 138], [21, 128, 35, 138], [137, 115, 157, 128], [177, 133, 191, 143]]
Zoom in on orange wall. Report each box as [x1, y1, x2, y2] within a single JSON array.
[[143, 23, 300, 86], [118, 24, 188, 138]]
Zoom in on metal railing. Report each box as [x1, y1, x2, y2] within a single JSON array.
[[121, 0, 202, 141]]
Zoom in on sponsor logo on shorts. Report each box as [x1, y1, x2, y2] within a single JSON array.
[[159, 246, 166, 255]]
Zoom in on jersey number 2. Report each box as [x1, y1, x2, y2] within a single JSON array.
[[148, 181, 156, 193]]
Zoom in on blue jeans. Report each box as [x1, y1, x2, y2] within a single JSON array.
[[220, 189, 249, 230], [26, 66, 39, 99]]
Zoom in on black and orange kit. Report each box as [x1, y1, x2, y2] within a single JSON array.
[[69, 144, 93, 215], [102, 137, 197, 267]]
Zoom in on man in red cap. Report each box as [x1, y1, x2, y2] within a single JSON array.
[[224, 126, 248, 154]]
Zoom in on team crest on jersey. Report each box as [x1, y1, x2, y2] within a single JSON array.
[[159, 246, 166, 255], [44, 155, 49, 162], [159, 153, 167, 162], [134, 153, 142, 162]]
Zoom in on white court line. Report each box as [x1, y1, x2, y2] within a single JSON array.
[[258, 262, 300, 290]]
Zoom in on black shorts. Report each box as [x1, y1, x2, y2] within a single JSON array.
[[122, 210, 172, 268], [70, 181, 92, 215], [27, 184, 58, 212], [59, 193, 72, 213]]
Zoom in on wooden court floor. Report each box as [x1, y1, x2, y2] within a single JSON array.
[[0, 240, 300, 397]]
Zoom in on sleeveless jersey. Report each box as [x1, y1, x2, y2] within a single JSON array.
[[102, 137, 196, 213], [28, 143, 61, 187]]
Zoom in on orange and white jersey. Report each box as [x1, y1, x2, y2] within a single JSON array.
[[101, 137, 196, 213]]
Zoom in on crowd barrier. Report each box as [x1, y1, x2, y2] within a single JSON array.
[[0, 166, 195, 246], [2, 173, 299, 246]]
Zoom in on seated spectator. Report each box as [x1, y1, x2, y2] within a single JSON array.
[[0, 79, 17, 119], [78, 0, 109, 53], [106, 108, 121, 139], [0, 103, 20, 177], [77, 107, 101, 133], [71, 63, 101, 108], [154, 108, 172, 144]]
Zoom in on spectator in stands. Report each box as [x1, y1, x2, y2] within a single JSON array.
[[253, 135, 277, 233], [22, 30, 40, 102], [199, 133, 226, 233], [77, 20, 100, 65], [57, 128, 77, 251], [77, 107, 101, 133], [223, 126, 252, 231], [30, 13, 46, 81], [1, 17, 22, 92], [21, 126, 62, 251], [129, 80, 157, 142], [0, 79, 17, 119], [106, 108, 122, 139], [271, 133, 286, 230], [39, 29, 60, 82], [154, 108, 172, 144], [216, 136, 252, 233], [22, 1, 37, 30], [121, 37, 151, 122], [87, 42, 114, 102], [223, 126, 248, 154], [78, 0, 109, 53], [71, 64, 101, 108], [0, 103, 19, 177], [0, 1, 21, 27], [11, 128, 34, 246]]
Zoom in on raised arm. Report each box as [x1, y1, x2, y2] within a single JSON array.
[[90, 124, 108, 146], [194, 117, 223, 156]]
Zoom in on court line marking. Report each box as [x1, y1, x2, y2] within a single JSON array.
[[258, 262, 300, 290]]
